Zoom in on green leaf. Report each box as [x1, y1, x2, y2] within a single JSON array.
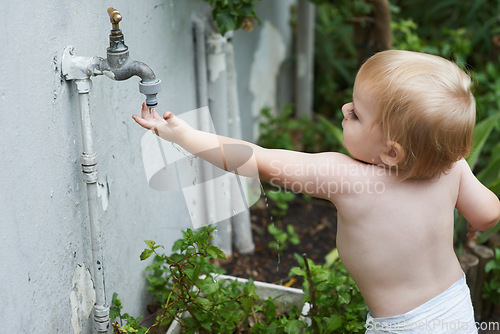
[[140, 249, 153, 261], [477, 142, 500, 187], [318, 115, 344, 147], [199, 276, 218, 294], [109, 292, 122, 321], [144, 240, 155, 248], [289, 266, 306, 277], [325, 248, 340, 267], [485, 259, 499, 273], [172, 239, 184, 252], [467, 113, 500, 170], [215, 11, 237, 35], [207, 244, 226, 259], [284, 319, 306, 333]]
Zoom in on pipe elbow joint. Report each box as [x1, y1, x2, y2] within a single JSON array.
[[106, 55, 155, 81], [128, 60, 157, 82], [127, 60, 162, 108], [105, 52, 162, 107]]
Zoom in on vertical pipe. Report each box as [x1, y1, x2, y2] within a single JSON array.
[[74, 79, 110, 334], [193, 17, 217, 227], [296, 0, 315, 119], [206, 32, 233, 256], [225, 35, 255, 254]]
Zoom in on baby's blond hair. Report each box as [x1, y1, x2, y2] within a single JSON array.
[[356, 50, 476, 180]]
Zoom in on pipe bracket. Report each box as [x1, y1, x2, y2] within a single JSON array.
[[81, 153, 98, 183], [81, 152, 98, 166], [81, 171, 98, 184], [94, 304, 110, 332]]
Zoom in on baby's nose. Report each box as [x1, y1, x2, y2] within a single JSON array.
[[341, 103, 352, 119]]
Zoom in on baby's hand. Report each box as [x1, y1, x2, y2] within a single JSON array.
[[466, 222, 478, 239], [132, 102, 189, 142]]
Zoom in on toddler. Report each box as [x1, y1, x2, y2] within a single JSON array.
[[133, 50, 500, 333]]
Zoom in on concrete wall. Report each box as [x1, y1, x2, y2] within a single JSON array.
[[0, 0, 296, 332], [234, 0, 297, 141]]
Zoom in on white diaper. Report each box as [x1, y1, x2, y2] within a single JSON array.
[[365, 274, 477, 334]]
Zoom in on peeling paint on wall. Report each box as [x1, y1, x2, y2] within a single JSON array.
[[70, 264, 96, 334], [207, 33, 227, 82], [97, 181, 109, 211], [249, 21, 286, 140]]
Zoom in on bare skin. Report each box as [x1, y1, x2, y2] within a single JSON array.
[[133, 81, 500, 318]]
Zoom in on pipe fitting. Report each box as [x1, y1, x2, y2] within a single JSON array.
[[94, 304, 110, 333], [74, 78, 93, 94], [81, 153, 98, 184], [139, 80, 162, 108]]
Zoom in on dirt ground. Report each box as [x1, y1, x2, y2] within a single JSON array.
[[219, 193, 500, 333], [219, 193, 337, 288]]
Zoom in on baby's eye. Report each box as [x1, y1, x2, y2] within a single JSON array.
[[349, 109, 358, 120]]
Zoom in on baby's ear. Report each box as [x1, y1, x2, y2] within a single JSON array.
[[380, 141, 404, 167]]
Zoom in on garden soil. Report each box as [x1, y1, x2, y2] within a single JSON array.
[[219, 194, 338, 289]]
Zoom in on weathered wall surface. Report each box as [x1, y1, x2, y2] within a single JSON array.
[[234, 0, 296, 140], [0, 0, 296, 332]]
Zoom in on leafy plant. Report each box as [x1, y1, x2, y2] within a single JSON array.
[[289, 251, 368, 333], [112, 225, 369, 333], [311, 0, 371, 120], [268, 224, 300, 254], [266, 189, 296, 219], [110, 293, 147, 334], [201, 0, 261, 36], [393, 0, 500, 66], [483, 248, 500, 305], [112, 225, 309, 334], [258, 105, 343, 154], [258, 106, 301, 151]]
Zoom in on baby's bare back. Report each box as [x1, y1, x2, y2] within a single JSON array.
[[333, 160, 464, 318]]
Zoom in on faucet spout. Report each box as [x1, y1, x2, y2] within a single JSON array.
[[106, 55, 157, 82], [104, 7, 162, 107]]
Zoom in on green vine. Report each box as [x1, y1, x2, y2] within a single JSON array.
[[202, 0, 262, 35]]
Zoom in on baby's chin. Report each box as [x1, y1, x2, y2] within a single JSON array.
[[342, 147, 369, 164], [349, 152, 381, 166]]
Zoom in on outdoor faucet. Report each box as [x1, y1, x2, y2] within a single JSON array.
[[100, 8, 161, 108], [59, 8, 162, 333], [62, 8, 161, 108]]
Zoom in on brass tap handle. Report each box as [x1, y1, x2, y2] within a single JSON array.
[[107, 7, 122, 30]]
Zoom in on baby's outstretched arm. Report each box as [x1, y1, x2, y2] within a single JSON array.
[[133, 103, 263, 177], [455, 159, 500, 237], [132, 103, 348, 200]]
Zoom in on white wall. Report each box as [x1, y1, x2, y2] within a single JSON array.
[[0, 0, 296, 332]]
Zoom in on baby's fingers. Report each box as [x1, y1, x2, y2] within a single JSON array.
[[152, 109, 163, 120], [132, 114, 153, 130], [141, 102, 153, 119], [163, 111, 174, 120]]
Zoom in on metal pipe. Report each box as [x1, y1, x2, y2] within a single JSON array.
[[296, 0, 315, 119], [193, 16, 217, 227], [225, 34, 255, 254], [74, 79, 109, 334], [205, 31, 233, 256]]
